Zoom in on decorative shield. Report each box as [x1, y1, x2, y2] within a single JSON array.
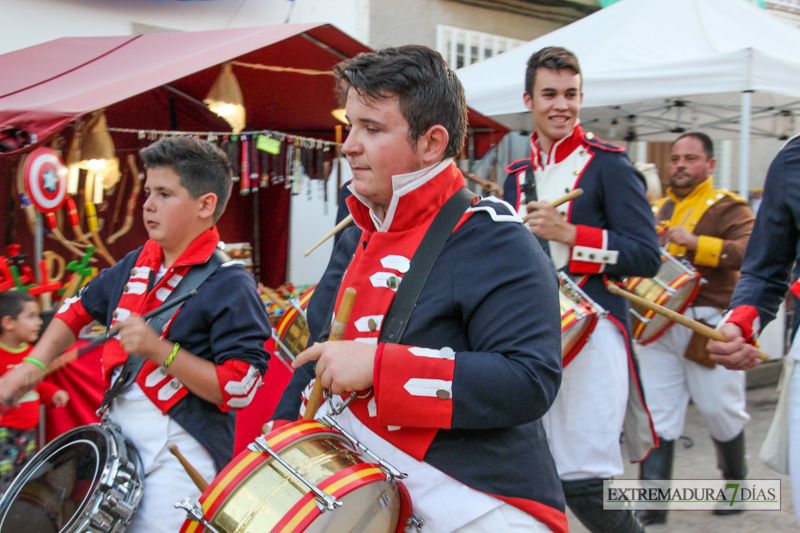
[[23, 147, 68, 213]]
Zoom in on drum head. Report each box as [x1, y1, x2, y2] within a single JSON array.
[[185, 421, 401, 533], [0, 428, 106, 533]]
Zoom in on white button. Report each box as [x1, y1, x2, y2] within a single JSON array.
[[439, 347, 455, 359]]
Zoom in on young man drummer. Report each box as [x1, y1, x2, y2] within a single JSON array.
[[502, 46, 660, 532], [0, 137, 271, 532], [272, 45, 567, 532]]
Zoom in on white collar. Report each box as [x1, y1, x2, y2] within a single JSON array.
[[349, 158, 453, 231]]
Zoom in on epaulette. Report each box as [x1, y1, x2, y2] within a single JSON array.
[[582, 131, 624, 153], [505, 158, 531, 174], [717, 189, 748, 204]]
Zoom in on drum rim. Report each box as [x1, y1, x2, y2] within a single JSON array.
[[0, 423, 143, 533], [0, 425, 105, 531]]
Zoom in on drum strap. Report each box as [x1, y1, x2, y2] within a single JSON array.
[[380, 187, 476, 343], [524, 164, 551, 259], [320, 188, 476, 345], [98, 250, 226, 413]]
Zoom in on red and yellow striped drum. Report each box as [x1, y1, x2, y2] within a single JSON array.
[[623, 250, 702, 344], [274, 287, 315, 361], [559, 273, 602, 367], [180, 419, 413, 533]]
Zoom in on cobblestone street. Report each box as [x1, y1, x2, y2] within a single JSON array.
[[567, 374, 798, 532]]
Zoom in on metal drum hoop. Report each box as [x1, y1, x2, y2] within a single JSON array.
[[0, 422, 143, 533]]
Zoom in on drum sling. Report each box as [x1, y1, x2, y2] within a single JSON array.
[[99, 249, 226, 412], [320, 187, 477, 345]]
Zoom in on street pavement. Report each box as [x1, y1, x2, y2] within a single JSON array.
[[566, 374, 798, 532]]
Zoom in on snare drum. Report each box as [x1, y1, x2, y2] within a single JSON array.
[[180, 419, 413, 533], [0, 423, 143, 533], [623, 250, 702, 344], [274, 287, 315, 362], [559, 273, 603, 367]]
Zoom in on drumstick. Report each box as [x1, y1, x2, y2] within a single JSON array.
[[303, 287, 357, 420], [37, 290, 199, 377], [168, 442, 209, 493], [522, 188, 584, 222], [606, 283, 769, 361], [304, 214, 353, 257]]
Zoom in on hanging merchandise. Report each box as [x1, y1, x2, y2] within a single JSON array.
[[59, 245, 98, 306], [23, 147, 68, 213], [105, 127, 339, 212], [259, 142, 269, 188], [240, 134, 251, 195], [248, 135, 260, 193], [291, 138, 302, 194], [84, 202, 115, 266], [16, 154, 91, 261], [108, 155, 143, 244]]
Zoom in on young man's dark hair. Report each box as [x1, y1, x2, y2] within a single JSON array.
[[673, 131, 715, 159], [140, 136, 233, 222], [0, 292, 36, 329], [524, 46, 582, 95], [334, 45, 468, 159]]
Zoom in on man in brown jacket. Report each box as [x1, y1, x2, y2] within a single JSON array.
[[635, 132, 755, 525]]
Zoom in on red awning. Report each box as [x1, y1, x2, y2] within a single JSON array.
[[0, 24, 507, 156]]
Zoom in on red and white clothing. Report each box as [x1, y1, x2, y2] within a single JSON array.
[[55, 227, 271, 532], [0, 343, 63, 430], [275, 159, 567, 532], [504, 125, 661, 477]]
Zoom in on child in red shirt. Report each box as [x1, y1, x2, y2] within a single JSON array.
[[0, 292, 69, 493]]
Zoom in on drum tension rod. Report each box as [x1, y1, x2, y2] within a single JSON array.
[[250, 435, 343, 512], [321, 414, 408, 483], [175, 498, 222, 533]]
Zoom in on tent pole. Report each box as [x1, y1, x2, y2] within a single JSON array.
[[739, 90, 753, 200]]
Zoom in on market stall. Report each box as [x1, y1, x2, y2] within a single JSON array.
[[0, 23, 508, 441]]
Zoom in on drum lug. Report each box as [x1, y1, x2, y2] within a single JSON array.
[[320, 414, 408, 482], [175, 497, 223, 533], [101, 493, 136, 520], [250, 435, 343, 512], [90, 513, 113, 531], [559, 272, 607, 317], [629, 308, 651, 324], [652, 276, 677, 294], [405, 515, 425, 532]]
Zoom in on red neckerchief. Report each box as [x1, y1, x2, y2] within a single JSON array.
[[102, 226, 220, 413], [339, 163, 466, 460]]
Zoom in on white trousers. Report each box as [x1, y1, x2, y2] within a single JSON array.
[[542, 318, 629, 480], [787, 335, 800, 525], [453, 503, 549, 532], [637, 307, 749, 442], [109, 390, 216, 533]]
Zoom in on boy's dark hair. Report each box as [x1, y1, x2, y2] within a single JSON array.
[[334, 45, 468, 159], [140, 136, 233, 222], [673, 131, 715, 160], [525, 46, 582, 95], [0, 292, 36, 331]]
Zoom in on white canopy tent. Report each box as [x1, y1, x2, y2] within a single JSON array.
[[456, 0, 800, 196]]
